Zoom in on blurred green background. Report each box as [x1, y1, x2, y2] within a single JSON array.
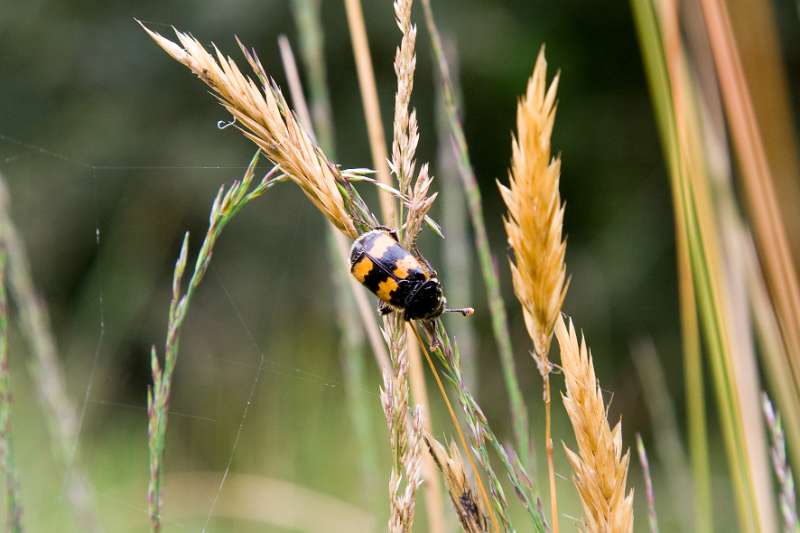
[[2, 0, 799, 531]]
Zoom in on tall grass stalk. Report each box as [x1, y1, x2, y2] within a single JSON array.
[[628, 2, 712, 530], [278, 26, 383, 503], [341, 1, 447, 529], [699, 0, 800, 410], [0, 176, 101, 532], [419, 0, 531, 469], [662, 1, 775, 530], [146, 154, 280, 531], [686, 5, 777, 524], [383, 3, 438, 529], [498, 48, 566, 533], [724, 0, 800, 256], [632, 0, 775, 529], [0, 248, 22, 533], [342, 0, 396, 224]]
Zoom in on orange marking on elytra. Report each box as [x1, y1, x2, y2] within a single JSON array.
[[352, 256, 373, 282], [394, 255, 422, 278], [377, 278, 399, 302]]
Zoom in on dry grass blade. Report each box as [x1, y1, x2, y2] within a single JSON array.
[[499, 47, 566, 533], [657, 0, 772, 528], [425, 435, 489, 533], [279, 26, 386, 506], [698, 0, 800, 410], [139, 22, 359, 239], [419, 0, 530, 470], [342, 0, 396, 224], [555, 316, 633, 533], [0, 176, 101, 532]]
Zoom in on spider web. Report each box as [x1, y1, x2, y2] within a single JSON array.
[[0, 129, 358, 530]]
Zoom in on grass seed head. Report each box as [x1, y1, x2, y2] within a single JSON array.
[[139, 23, 357, 238], [499, 47, 567, 366], [556, 316, 634, 533], [425, 435, 489, 533]]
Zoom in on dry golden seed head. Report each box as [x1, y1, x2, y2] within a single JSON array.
[[391, 0, 419, 194], [139, 22, 357, 238], [425, 435, 489, 533], [402, 164, 437, 247], [500, 47, 567, 366], [555, 316, 634, 533]]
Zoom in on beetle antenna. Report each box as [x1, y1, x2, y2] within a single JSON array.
[[444, 307, 474, 317]]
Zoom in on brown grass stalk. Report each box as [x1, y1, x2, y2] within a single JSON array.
[[420, 0, 531, 468], [343, 0, 396, 224], [342, 1, 445, 530], [699, 0, 800, 408], [277, 32, 390, 374], [499, 48, 566, 533], [279, 29, 386, 503], [555, 316, 633, 533], [658, 1, 772, 528], [411, 326, 499, 533]]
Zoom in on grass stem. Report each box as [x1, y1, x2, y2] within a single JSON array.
[[281, 17, 385, 506], [0, 247, 22, 533], [419, 0, 531, 473], [147, 155, 278, 531], [342, 0, 396, 225], [411, 325, 499, 533], [0, 175, 100, 532]]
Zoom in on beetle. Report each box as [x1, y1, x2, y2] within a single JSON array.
[[350, 227, 473, 321]]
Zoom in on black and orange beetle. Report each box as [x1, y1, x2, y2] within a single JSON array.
[[350, 227, 473, 321]]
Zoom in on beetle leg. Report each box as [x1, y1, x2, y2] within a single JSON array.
[[377, 300, 393, 316], [423, 320, 441, 351]]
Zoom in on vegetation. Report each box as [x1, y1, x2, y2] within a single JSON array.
[[1, 0, 799, 531]]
